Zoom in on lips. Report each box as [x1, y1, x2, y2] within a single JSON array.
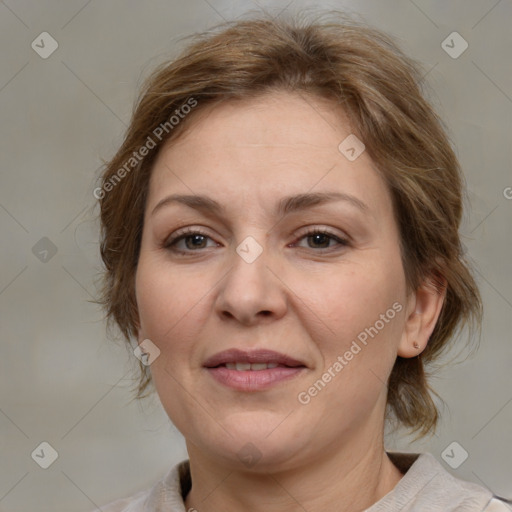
[[225, 362, 279, 371], [203, 349, 307, 391], [203, 349, 306, 369]]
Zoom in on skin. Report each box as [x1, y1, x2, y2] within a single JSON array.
[[134, 90, 446, 512]]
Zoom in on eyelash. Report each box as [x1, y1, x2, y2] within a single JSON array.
[[164, 227, 349, 255]]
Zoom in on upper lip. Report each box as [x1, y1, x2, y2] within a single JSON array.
[[203, 349, 306, 368]]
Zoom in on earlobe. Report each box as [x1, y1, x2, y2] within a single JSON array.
[[398, 274, 447, 358]]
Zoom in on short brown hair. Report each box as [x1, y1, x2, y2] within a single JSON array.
[[96, 11, 481, 437]]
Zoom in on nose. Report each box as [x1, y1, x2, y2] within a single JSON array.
[[215, 238, 288, 326]]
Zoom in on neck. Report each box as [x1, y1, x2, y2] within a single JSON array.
[[184, 429, 403, 512]]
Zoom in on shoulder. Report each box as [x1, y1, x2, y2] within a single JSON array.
[[91, 459, 190, 512], [369, 452, 511, 512]]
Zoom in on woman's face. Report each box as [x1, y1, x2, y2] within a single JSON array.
[[135, 91, 412, 470]]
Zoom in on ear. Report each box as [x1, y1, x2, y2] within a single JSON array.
[[398, 273, 447, 358]]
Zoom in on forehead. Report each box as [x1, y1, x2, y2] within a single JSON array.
[[160, 91, 354, 157], [146, 91, 392, 220]]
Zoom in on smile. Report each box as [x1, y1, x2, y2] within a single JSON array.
[[224, 362, 280, 370]]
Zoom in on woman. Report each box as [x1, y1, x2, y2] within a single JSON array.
[[94, 11, 510, 512]]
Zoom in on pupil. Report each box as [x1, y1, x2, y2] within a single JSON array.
[[188, 235, 206, 249], [311, 234, 328, 248]]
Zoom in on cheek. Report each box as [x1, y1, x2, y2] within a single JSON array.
[[136, 256, 196, 334], [293, 260, 404, 340], [295, 256, 406, 395], [135, 260, 205, 420], [135, 256, 217, 380], [135, 260, 187, 372]]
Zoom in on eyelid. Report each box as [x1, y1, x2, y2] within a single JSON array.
[[163, 224, 351, 254], [166, 224, 348, 240], [163, 226, 215, 247], [295, 225, 350, 242], [290, 226, 350, 251]]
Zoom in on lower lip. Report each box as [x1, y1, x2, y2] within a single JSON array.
[[206, 366, 306, 391]]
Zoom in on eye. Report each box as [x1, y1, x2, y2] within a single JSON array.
[[292, 227, 349, 251], [164, 227, 218, 253], [164, 226, 349, 255]]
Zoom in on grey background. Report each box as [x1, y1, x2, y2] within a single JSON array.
[[0, 0, 511, 510]]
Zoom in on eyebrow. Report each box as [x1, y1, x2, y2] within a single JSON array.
[[150, 191, 369, 218]]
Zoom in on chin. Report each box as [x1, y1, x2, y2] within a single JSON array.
[[186, 413, 312, 471]]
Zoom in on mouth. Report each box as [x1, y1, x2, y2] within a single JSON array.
[[203, 349, 307, 391], [222, 362, 283, 370], [203, 348, 307, 369]]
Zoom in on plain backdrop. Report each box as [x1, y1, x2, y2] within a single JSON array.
[[0, 1, 511, 510]]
